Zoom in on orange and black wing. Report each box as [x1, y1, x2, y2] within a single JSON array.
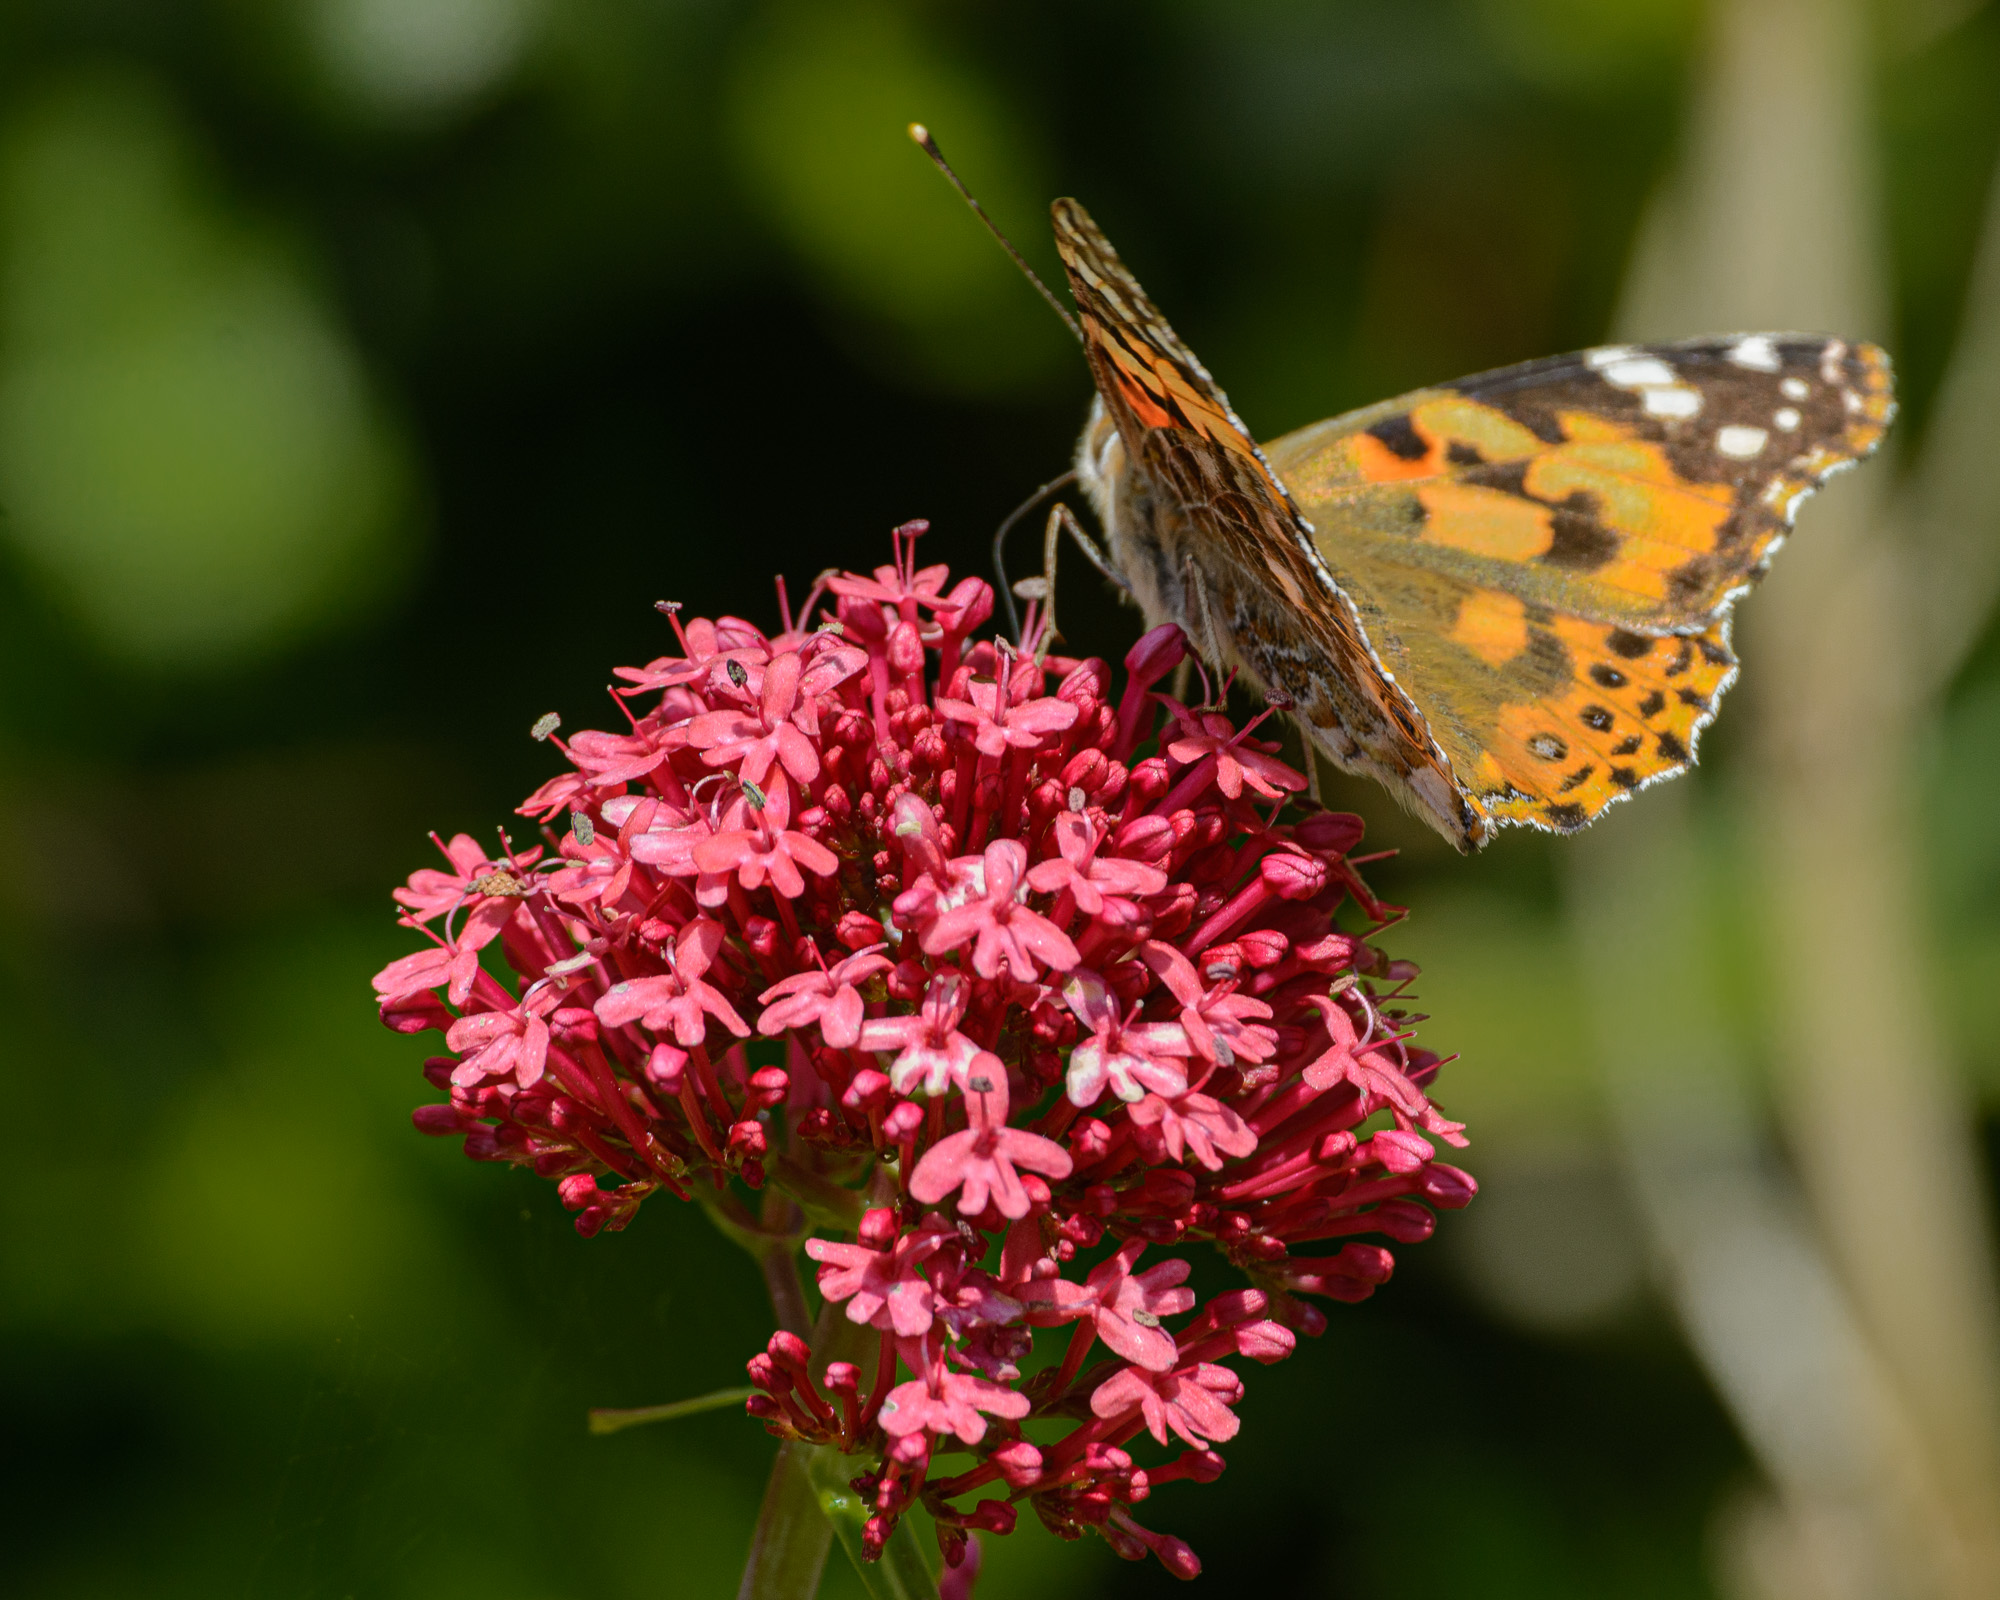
[[1266, 336, 1894, 834]]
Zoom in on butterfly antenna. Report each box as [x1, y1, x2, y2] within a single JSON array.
[[908, 122, 1082, 345]]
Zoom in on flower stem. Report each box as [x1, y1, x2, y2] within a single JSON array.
[[806, 1445, 941, 1600], [760, 1189, 812, 1337], [588, 1386, 754, 1434], [737, 1440, 834, 1600], [763, 1242, 811, 1338]]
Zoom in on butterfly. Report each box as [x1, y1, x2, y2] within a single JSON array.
[[1050, 197, 1895, 851]]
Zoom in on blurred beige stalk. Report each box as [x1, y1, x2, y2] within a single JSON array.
[[1571, 0, 2000, 1595]]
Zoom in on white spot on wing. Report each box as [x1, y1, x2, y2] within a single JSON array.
[[1781, 377, 1810, 400], [1774, 407, 1801, 431], [1727, 335, 1782, 372], [1585, 346, 1638, 369], [1643, 386, 1702, 418], [1718, 425, 1768, 458], [1603, 357, 1677, 388]]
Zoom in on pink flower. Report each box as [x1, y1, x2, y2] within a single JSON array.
[[919, 840, 1079, 982], [1024, 811, 1167, 925], [757, 946, 891, 1049], [685, 648, 823, 788], [692, 775, 838, 900], [594, 918, 750, 1046], [935, 671, 1079, 757], [1090, 1361, 1245, 1448], [1302, 994, 1428, 1115], [395, 832, 533, 920], [1127, 1090, 1258, 1171], [544, 832, 633, 909], [567, 723, 681, 788], [444, 989, 555, 1089], [1020, 1239, 1195, 1371], [878, 1366, 1030, 1444], [805, 1212, 946, 1337], [372, 936, 486, 1008], [825, 545, 962, 614], [626, 806, 711, 875], [858, 970, 993, 1096], [1061, 969, 1191, 1106], [1165, 704, 1302, 801], [909, 1076, 1073, 1220], [1140, 940, 1278, 1068]]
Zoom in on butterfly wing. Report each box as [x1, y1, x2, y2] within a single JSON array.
[[1265, 337, 1894, 834], [1051, 198, 1484, 847]]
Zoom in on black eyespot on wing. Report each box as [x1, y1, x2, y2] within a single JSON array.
[[1655, 730, 1689, 763], [1558, 764, 1597, 794], [1528, 732, 1568, 761], [1698, 636, 1734, 667], [1611, 735, 1642, 756], [1589, 663, 1628, 689], [1543, 801, 1589, 830], [1637, 690, 1667, 719], [1367, 414, 1428, 461], [1446, 440, 1483, 466], [1580, 705, 1614, 733], [1609, 766, 1639, 789], [1606, 628, 1653, 659], [1676, 686, 1708, 709]]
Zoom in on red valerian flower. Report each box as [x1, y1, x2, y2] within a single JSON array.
[[1020, 1239, 1195, 1371], [374, 522, 1475, 1583], [757, 945, 893, 1050], [909, 1076, 1073, 1220], [879, 1361, 1033, 1444], [1090, 1361, 1245, 1448], [859, 970, 993, 1096], [1061, 969, 1193, 1106], [917, 838, 1081, 982]]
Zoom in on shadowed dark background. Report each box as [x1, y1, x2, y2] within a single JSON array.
[[4, 2, 1999, 1596]]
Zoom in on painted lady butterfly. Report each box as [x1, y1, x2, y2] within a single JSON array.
[[1052, 197, 1894, 851]]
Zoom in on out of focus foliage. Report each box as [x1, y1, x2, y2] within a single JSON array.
[[2, 2, 1997, 1597]]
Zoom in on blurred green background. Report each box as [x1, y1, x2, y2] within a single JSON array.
[[4, 1, 1999, 1596]]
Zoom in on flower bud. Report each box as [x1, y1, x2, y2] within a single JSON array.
[[1259, 849, 1327, 901], [645, 1044, 688, 1092]]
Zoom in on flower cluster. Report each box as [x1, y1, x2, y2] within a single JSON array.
[[373, 523, 1473, 1581]]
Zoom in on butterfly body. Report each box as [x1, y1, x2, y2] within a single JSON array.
[[1054, 197, 1894, 851]]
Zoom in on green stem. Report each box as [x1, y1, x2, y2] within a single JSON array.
[[726, 1150, 926, 1597], [587, 1387, 754, 1435], [806, 1446, 941, 1600], [738, 1441, 835, 1600]]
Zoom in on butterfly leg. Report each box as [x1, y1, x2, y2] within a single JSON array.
[[1182, 551, 1225, 673], [1013, 505, 1069, 662], [1293, 719, 1323, 804], [990, 470, 1079, 644], [1052, 501, 1130, 596], [1025, 502, 1132, 662]]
